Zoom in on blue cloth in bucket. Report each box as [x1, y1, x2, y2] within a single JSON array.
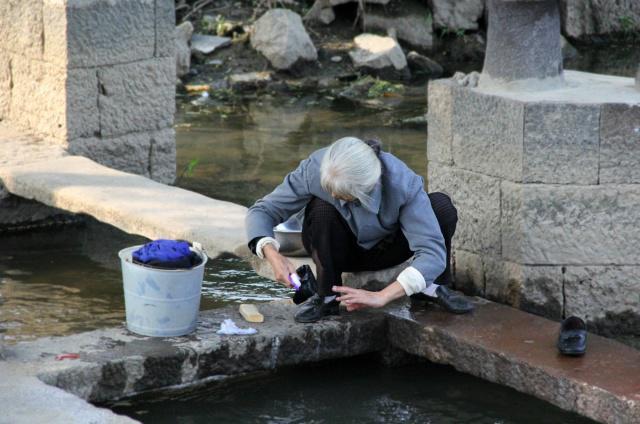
[[132, 239, 202, 269]]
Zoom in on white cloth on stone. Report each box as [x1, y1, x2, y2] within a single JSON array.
[[217, 319, 257, 335]]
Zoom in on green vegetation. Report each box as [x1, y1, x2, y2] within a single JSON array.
[[367, 79, 404, 98], [180, 158, 200, 179]]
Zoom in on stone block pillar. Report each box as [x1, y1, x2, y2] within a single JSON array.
[[427, 0, 640, 336], [0, 0, 176, 184]]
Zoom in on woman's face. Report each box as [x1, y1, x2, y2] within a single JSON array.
[[331, 192, 355, 202]]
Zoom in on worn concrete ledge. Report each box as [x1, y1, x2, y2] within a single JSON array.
[[2, 300, 638, 423], [0, 155, 247, 258], [1, 302, 386, 423], [389, 302, 640, 424]]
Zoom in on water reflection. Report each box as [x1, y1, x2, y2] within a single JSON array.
[[175, 93, 429, 206], [111, 356, 596, 424], [0, 221, 285, 342]]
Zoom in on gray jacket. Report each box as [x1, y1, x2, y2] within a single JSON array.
[[245, 147, 446, 295]]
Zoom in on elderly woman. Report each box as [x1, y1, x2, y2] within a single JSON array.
[[246, 137, 473, 323]]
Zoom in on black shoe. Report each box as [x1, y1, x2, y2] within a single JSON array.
[[294, 294, 339, 323], [557, 316, 587, 356], [292, 265, 318, 305], [431, 286, 474, 314]]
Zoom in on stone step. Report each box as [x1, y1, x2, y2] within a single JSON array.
[[2, 300, 637, 423], [0, 155, 247, 258], [390, 301, 640, 424]]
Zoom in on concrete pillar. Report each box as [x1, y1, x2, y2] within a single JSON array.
[[480, 0, 564, 89], [0, 0, 176, 184]]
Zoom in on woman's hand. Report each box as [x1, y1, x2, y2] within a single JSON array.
[[264, 244, 297, 288], [333, 286, 387, 311]]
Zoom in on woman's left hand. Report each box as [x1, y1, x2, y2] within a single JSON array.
[[333, 286, 387, 311]]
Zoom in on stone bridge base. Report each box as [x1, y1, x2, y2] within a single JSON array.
[[427, 70, 640, 337]]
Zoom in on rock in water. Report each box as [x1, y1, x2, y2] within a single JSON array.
[[176, 21, 194, 78], [191, 34, 232, 55], [251, 9, 318, 70], [362, 0, 434, 49], [349, 34, 409, 79], [430, 0, 485, 31], [406, 51, 443, 78]]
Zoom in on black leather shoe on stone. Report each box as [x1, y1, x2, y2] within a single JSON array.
[[294, 294, 339, 323], [557, 316, 587, 356], [433, 286, 474, 314]]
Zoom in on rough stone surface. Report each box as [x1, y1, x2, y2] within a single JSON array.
[[560, 35, 578, 59], [362, 5, 434, 49], [0, 365, 137, 424], [251, 9, 317, 70], [451, 88, 524, 181], [481, 0, 563, 88], [407, 51, 443, 78], [175, 21, 194, 78], [349, 34, 409, 77], [388, 302, 640, 424], [98, 57, 175, 137], [7, 57, 99, 140], [67, 128, 176, 184], [523, 102, 600, 184], [4, 303, 386, 403], [483, 259, 563, 319], [452, 249, 484, 295], [501, 183, 640, 265], [429, 0, 484, 31], [65, 0, 156, 68], [3, 298, 639, 423], [155, 0, 176, 58], [560, 0, 640, 39], [9, 56, 67, 140], [0, 56, 10, 120], [319, 7, 335, 25], [0, 156, 247, 258], [426, 79, 455, 165], [428, 165, 501, 255], [475, 70, 639, 105], [599, 103, 640, 184], [0, 0, 44, 59], [191, 34, 231, 55], [564, 266, 640, 334]]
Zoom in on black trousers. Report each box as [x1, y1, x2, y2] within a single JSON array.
[[301, 193, 457, 297]]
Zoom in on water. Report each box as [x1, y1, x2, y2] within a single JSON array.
[[174, 89, 429, 207], [110, 356, 596, 424], [0, 219, 289, 343]]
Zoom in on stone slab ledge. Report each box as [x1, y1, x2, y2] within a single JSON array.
[[2, 300, 638, 424]]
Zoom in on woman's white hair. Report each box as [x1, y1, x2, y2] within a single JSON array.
[[320, 137, 381, 208]]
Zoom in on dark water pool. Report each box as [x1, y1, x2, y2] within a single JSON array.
[[110, 356, 596, 424]]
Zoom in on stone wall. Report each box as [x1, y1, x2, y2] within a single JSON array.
[[0, 0, 176, 184], [427, 71, 640, 336]]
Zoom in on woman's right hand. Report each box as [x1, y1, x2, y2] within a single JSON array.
[[263, 244, 297, 288]]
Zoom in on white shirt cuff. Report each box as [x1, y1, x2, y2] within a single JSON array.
[[396, 266, 427, 296], [256, 237, 280, 259]]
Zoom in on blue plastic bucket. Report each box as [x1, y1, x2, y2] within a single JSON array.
[[118, 244, 208, 337]]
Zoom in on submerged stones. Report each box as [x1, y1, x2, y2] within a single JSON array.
[[251, 9, 318, 70]]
